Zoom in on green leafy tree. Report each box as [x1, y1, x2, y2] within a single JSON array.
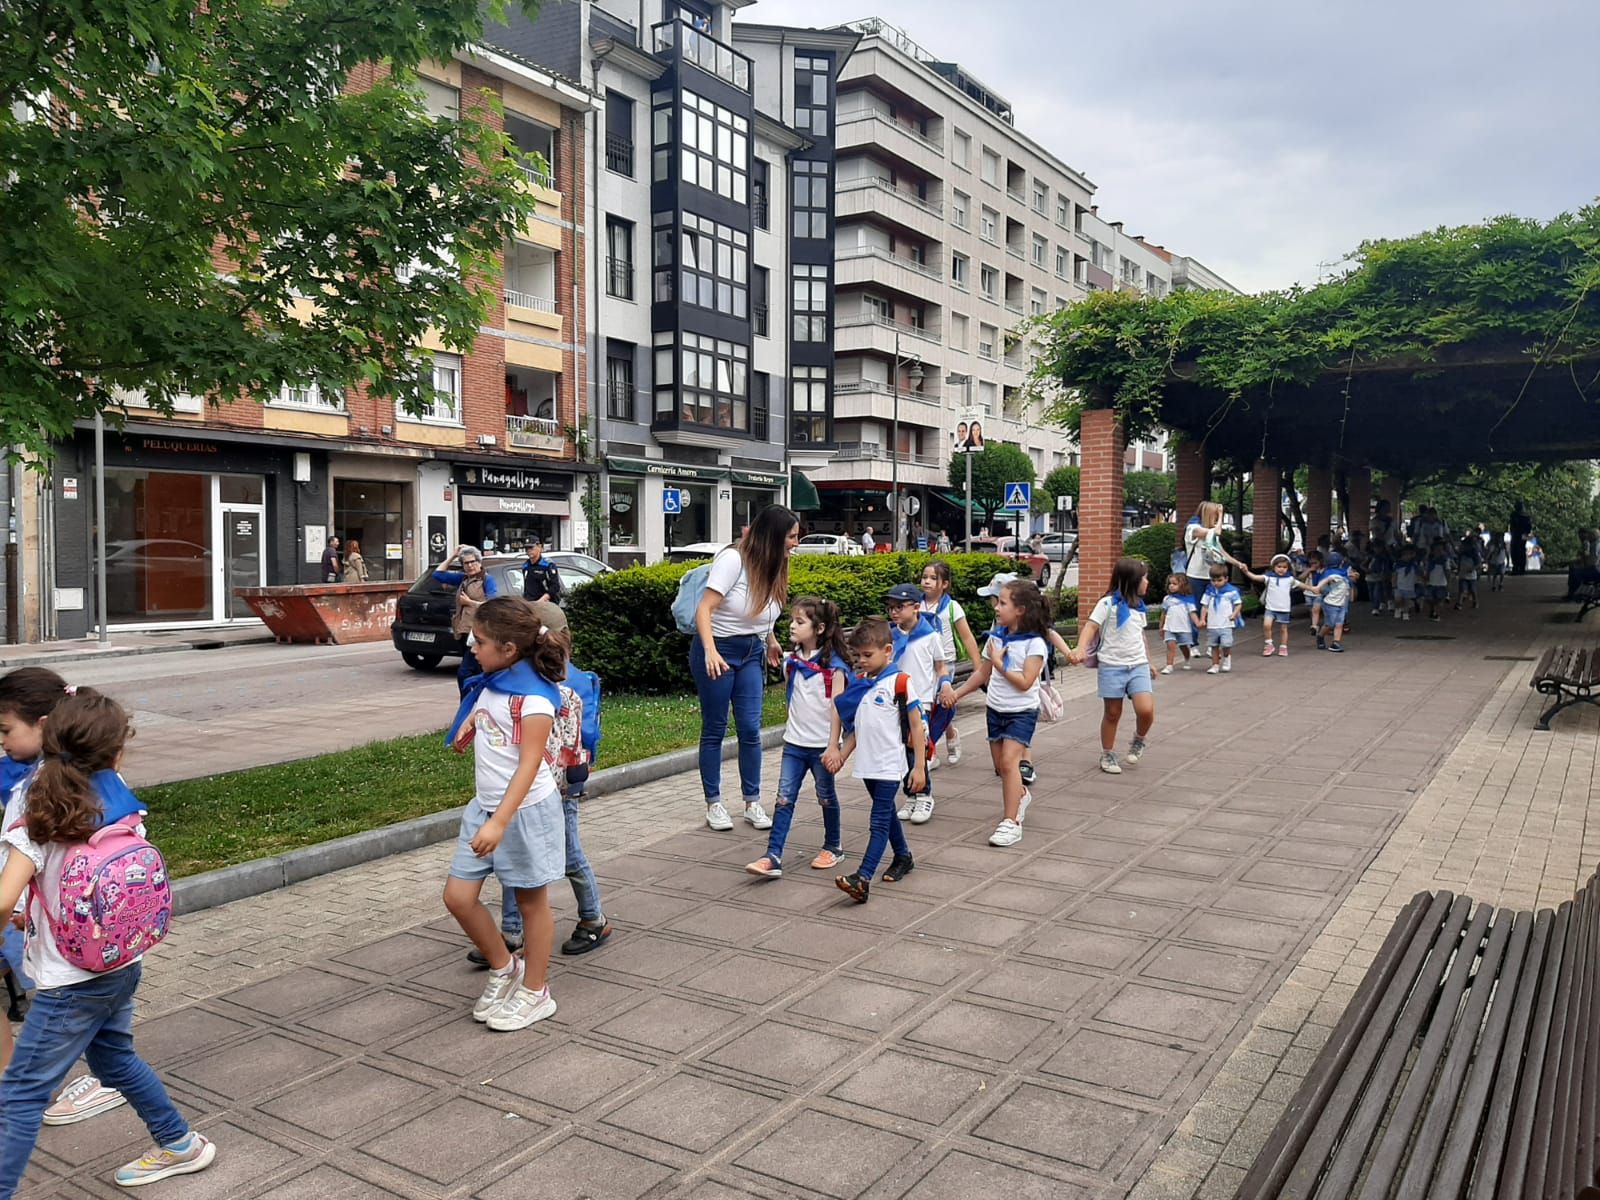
[[949, 442, 1035, 527], [1409, 462, 1600, 564], [1124, 470, 1175, 517], [1044, 465, 1079, 508], [2, 0, 541, 460]]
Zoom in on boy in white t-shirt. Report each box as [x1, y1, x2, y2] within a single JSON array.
[[1200, 566, 1243, 675], [834, 617, 923, 904], [885, 583, 945, 826]]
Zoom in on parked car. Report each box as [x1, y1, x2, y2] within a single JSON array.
[[791, 533, 866, 557], [390, 553, 609, 670], [664, 541, 726, 563], [1038, 532, 1078, 563], [969, 536, 1020, 557]]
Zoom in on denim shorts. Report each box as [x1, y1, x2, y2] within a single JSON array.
[[987, 706, 1039, 746], [1459, 578, 1477, 592], [1098, 662, 1153, 700], [1162, 630, 1195, 646], [448, 796, 566, 890], [1266, 610, 1293, 627], [1206, 628, 1234, 649], [1321, 603, 1348, 628]]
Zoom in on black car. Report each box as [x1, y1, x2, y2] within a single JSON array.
[[389, 553, 610, 670]]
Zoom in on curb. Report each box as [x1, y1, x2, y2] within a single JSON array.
[[0, 632, 277, 670], [170, 724, 787, 916]]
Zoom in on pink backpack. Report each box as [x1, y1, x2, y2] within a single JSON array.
[[31, 816, 172, 972]]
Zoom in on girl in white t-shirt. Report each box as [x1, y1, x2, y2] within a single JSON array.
[[953, 580, 1050, 848], [444, 597, 568, 1033], [1069, 557, 1155, 775], [920, 561, 980, 768]]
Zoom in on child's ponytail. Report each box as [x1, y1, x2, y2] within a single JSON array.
[[473, 596, 571, 681], [26, 689, 130, 845]]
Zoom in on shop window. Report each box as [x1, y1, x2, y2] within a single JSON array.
[[608, 479, 640, 547], [104, 468, 214, 623], [335, 479, 406, 581]]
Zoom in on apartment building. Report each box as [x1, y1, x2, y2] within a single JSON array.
[[30, 44, 598, 638]]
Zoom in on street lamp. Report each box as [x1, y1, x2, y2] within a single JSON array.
[[891, 332, 923, 552], [946, 371, 973, 553]]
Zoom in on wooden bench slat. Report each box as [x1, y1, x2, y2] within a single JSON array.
[[1527, 894, 1589, 1200], [1544, 885, 1593, 1200], [1307, 896, 1475, 1200], [1556, 884, 1600, 1199], [1234, 892, 1439, 1200], [1582, 881, 1600, 1188]]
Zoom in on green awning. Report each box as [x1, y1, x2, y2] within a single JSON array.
[[789, 470, 821, 512], [936, 490, 976, 513]]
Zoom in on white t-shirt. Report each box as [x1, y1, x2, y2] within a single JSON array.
[[1089, 595, 1149, 666], [468, 687, 560, 812], [1184, 522, 1217, 578], [784, 652, 842, 749], [1, 784, 139, 990], [850, 669, 916, 782], [1201, 586, 1240, 628], [705, 548, 780, 639], [1161, 594, 1194, 634], [921, 596, 967, 665], [895, 623, 944, 707], [984, 632, 1048, 712], [1261, 574, 1297, 612]]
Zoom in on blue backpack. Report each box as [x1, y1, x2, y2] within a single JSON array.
[[671, 548, 739, 635], [564, 662, 602, 764]]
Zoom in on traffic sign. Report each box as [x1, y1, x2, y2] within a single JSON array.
[[1001, 481, 1032, 511], [662, 487, 682, 515]]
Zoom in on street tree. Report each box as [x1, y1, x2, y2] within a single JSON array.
[[1044, 465, 1079, 508], [2, 0, 541, 460], [1124, 469, 1175, 517], [949, 442, 1035, 528]]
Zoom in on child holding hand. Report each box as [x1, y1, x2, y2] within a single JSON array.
[[1069, 558, 1155, 775], [1157, 575, 1197, 673], [1236, 554, 1307, 657]]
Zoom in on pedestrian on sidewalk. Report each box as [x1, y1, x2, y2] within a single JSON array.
[[432, 546, 499, 697], [745, 598, 850, 880], [1302, 551, 1356, 651], [1157, 574, 1198, 672], [518, 534, 563, 605], [886, 582, 945, 827], [319, 535, 342, 583], [689, 506, 796, 833], [443, 598, 568, 1032], [920, 561, 980, 769], [1200, 566, 1243, 672], [0, 690, 218, 1194], [1235, 554, 1308, 658], [341, 539, 369, 584], [1069, 557, 1155, 775], [952, 579, 1048, 847], [1488, 535, 1508, 591], [1423, 540, 1452, 622], [833, 618, 921, 903], [1455, 534, 1483, 610]]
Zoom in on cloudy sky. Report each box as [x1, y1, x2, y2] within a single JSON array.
[[747, 0, 1600, 293]]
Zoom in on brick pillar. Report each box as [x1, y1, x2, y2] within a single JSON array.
[[1380, 475, 1403, 527], [1252, 461, 1281, 566], [1175, 440, 1210, 520], [1080, 408, 1126, 600], [1346, 468, 1373, 538], [1306, 466, 1334, 547]]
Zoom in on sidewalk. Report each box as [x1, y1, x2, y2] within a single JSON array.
[[0, 625, 274, 669], [17, 577, 1592, 1200]]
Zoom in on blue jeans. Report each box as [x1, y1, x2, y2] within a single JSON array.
[[858, 778, 910, 879], [765, 744, 841, 864], [0, 964, 188, 1199], [501, 793, 601, 935], [688, 635, 766, 805]]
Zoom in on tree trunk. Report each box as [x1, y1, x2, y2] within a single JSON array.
[[1285, 474, 1309, 550]]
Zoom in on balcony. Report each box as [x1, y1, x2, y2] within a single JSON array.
[[753, 302, 769, 337], [832, 441, 941, 468], [517, 160, 555, 192], [1006, 244, 1025, 261], [835, 245, 943, 296], [605, 133, 634, 177], [652, 18, 751, 92], [506, 288, 556, 314], [833, 379, 946, 423], [1004, 301, 1025, 317], [835, 178, 943, 240], [835, 313, 942, 358], [507, 413, 566, 453], [836, 109, 945, 175], [1006, 188, 1027, 206]]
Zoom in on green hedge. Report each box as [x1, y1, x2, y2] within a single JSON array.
[[566, 552, 1015, 692], [1122, 524, 1180, 593]]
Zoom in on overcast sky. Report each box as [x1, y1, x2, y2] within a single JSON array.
[[746, 0, 1600, 293]]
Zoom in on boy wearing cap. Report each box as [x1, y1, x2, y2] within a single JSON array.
[[884, 582, 945, 824], [1237, 554, 1311, 658]]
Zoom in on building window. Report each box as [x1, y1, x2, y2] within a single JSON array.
[[1031, 287, 1047, 316], [1056, 195, 1071, 227], [951, 189, 969, 229], [1032, 179, 1048, 213], [980, 264, 998, 300], [416, 75, 459, 121], [1031, 234, 1047, 267], [606, 217, 634, 300], [951, 312, 969, 352], [752, 158, 770, 229], [980, 206, 998, 243], [608, 479, 639, 547], [792, 264, 827, 341], [950, 252, 969, 290], [681, 212, 748, 318], [978, 324, 997, 360], [752, 371, 770, 439], [678, 332, 750, 431], [606, 344, 635, 421], [980, 147, 1000, 186], [978, 380, 996, 414], [1055, 245, 1070, 278], [651, 95, 672, 182], [681, 90, 748, 203], [864, 294, 891, 322], [794, 53, 831, 135], [952, 128, 970, 170], [792, 365, 827, 443], [405, 353, 462, 424], [753, 265, 769, 337], [605, 91, 634, 176], [272, 380, 343, 411], [652, 212, 672, 302], [792, 159, 828, 239]]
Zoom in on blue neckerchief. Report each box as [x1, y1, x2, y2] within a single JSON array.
[[891, 611, 941, 662], [785, 649, 853, 705], [835, 666, 904, 736], [446, 660, 563, 746], [921, 594, 950, 635], [6, 763, 146, 827], [0, 755, 29, 798], [1204, 583, 1244, 628], [1104, 592, 1147, 628]]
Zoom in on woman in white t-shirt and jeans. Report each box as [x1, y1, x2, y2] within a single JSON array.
[[1069, 557, 1156, 776], [690, 506, 799, 832], [1182, 500, 1227, 606]]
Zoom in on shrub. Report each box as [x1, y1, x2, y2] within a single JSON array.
[[566, 552, 1014, 692], [1121, 524, 1180, 593]]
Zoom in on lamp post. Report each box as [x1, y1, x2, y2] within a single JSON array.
[[890, 333, 924, 552], [945, 372, 974, 553]]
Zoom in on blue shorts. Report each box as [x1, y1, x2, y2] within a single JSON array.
[[1428, 585, 1449, 601], [987, 707, 1039, 746], [1321, 603, 1348, 628], [1459, 578, 1477, 592], [1162, 630, 1195, 646], [1206, 628, 1234, 649], [1098, 662, 1153, 700], [448, 796, 566, 891], [1266, 610, 1292, 627]]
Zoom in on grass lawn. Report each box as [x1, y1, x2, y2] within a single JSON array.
[[144, 689, 787, 879]]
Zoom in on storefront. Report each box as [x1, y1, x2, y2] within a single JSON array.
[[454, 462, 575, 554], [602, 456, 788, 563], [730, 467, 785, 537], [330, 453, 418, 581], [52, 427, 325, 636]]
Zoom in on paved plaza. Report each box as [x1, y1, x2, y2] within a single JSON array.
[[15, 576, 1599, 1200]]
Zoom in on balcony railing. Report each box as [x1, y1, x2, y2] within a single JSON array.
[[1005, 300, 1025, 316], [605, 133, 634, 176], [606, 257, 634, 300], [834, 380, 943, 404], [836, 313, 942, 346], [507, 414, 564, 449], [835, 244, 942, 279], [505, 289, 557, 313], [753, 302, 769, 337], [517, 160, 555, 190], [752, 189, 769, 229], [652, 18, 752, 92], [836, 177, 943, 217], [836, 107, 943, 154], [1006, 187, 1027, 204], [1006, 244, 1025, 261], [832, 441, 941, 467]]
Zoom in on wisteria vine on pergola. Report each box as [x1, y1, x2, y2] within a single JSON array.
[[1027, 204, 1600, 475]]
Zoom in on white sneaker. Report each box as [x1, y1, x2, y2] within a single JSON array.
[[1206, 665, 1220, 675], [908, 796, 936, 824], [1159, 664, 1173, 675], [1100, 752, 1122, 775], [1181, 661, 1193, 670], [1221, 658, 1233, 673], [743, 802, 773, 830], [473, 955, 524, 1022], [44, 1075, 127, 1126], [1017, 789, 1033, 824], [989, 818, 1023, 847], [706, 802, 734, 831], [486, 983, 557, 1031], [896, 800, 913, 820], [927, 752, 941, 770], [1126, 737, 1147, 765], [946, 741, 963, 766]]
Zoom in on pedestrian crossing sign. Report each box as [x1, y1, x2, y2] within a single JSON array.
[[1002, 481, 1032, 511]]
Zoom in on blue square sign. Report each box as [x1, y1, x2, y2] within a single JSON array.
[[663, 487, 683, 515], [1001, 481, 1032, 511]]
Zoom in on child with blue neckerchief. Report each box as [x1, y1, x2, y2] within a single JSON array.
[[1236, 554, 1309, 658], [1200, 565, 1244, 674], [1157, 575, 1197, 673], [885, 583, 945, 827], [1302, 550, 1358, 651], [1423, 539, 1452, 622], [1366, 543, 1393, 616], [1067, 557, 1155, 775]]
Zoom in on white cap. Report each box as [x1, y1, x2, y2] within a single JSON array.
[[978, 572, 1019, 598]]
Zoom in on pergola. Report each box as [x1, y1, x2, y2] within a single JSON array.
[[1031, 208, 1600, 593]]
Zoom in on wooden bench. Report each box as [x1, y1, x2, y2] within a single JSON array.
[[1577, 582, 1600, 621], [1531, 645, 1600, 730], [1235, 873, 1600, 1200]]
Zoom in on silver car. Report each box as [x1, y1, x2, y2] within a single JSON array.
[[791, 533, 866, 557]]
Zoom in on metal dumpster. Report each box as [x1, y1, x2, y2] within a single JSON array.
[[232, 582, 410, 645]]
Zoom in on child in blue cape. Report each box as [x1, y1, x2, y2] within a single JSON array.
[[1068, 558, 1156, 775], [1200, 566, 1244, 674], [885, 583, 946, 827]]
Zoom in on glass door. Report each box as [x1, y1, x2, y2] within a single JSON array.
[[221, 506, 265, 618]]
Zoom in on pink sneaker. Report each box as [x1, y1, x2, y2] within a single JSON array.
[[1277, 645, 1289, 657], [1262, 644, 1275, 657]]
